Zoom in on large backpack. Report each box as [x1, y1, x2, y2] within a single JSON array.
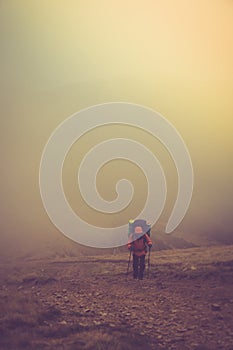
[[128, 219, 151, 237]]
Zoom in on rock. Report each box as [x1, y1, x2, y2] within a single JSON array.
[[215, 314, 224, 320], [171, 309, 178, 313], [59, 320, 67, 325], [55, 294, 62, 298], [177, 328, 187, 333], [187, 325, 196, 330], [170, 336, 185, 342], [100, 312, 107, 316], [145, 324, 154, 329], [211, 303, 221, 311]]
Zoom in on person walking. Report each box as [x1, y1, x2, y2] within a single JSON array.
[[127, 226, 152, 280]]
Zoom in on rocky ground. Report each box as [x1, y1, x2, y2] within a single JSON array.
[[0, 245, 233, 350]]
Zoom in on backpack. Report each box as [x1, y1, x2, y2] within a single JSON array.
[[128, 219, 151, 237]]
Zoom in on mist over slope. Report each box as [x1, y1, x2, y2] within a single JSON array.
[[1, 225, 232, 263]]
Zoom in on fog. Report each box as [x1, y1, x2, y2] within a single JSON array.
[[1, 1, 233, 257]]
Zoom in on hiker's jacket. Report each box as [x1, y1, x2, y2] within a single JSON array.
[[127, 233, 152, 256]]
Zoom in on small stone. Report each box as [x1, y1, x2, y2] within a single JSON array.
[[55, 294, 62, 298], [187, 325, 196, 330], [171, 309, 178, 313], [59, 320, 67, 325], [177, 328, 187, 333], [216, 314, 224, 320], [172, 336, 185, 342], [146, 324, 153, 329], [100, 312, 107, 316], [211, 303, 221, 311]]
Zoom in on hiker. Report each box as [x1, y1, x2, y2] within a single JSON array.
[[127, 226, 152, 280]]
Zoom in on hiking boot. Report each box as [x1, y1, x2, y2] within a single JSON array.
[[138, 273, 143, 280]]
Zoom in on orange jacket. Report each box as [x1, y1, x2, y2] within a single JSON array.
[[127, 233, 152, 256]]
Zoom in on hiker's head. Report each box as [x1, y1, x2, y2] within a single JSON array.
[[134, 226, 143, 234]]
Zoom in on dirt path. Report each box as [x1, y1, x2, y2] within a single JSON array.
[[0, 245, 233, 349]]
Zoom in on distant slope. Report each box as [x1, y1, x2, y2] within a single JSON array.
[[153, 232, 197, 250], [1, 226, 232, 262], [168, 229, 233, 247]]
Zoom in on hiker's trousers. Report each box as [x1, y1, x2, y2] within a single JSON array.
[[133, 254, 145, 278]]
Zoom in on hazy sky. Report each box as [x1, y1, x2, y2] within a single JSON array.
[[1, 1, 233, 253]]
